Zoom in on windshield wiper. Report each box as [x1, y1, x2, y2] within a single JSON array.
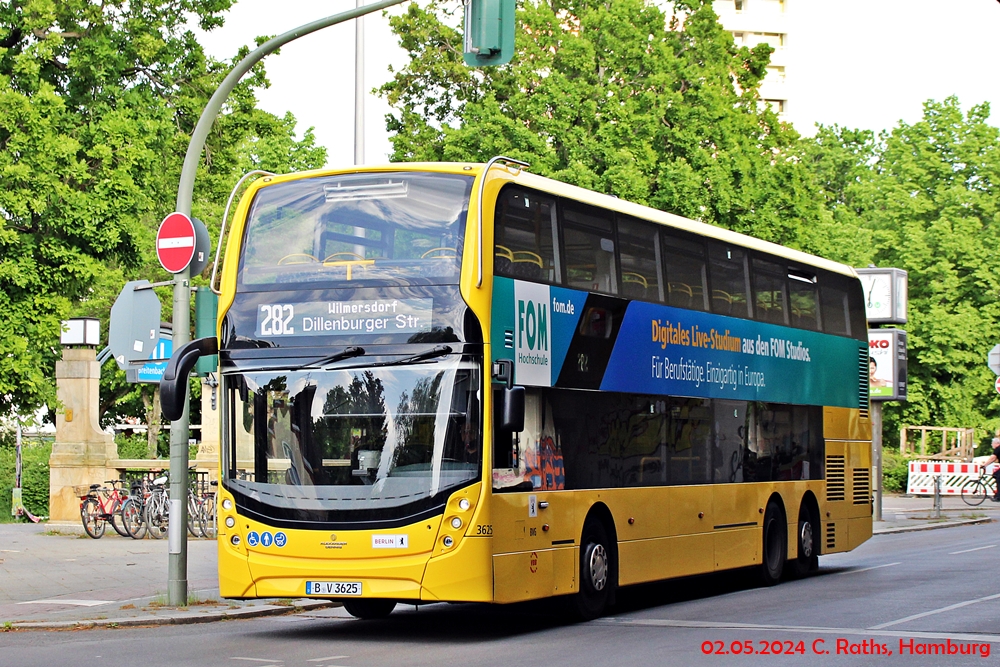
[[301, 346, 366, 369], [368, 345, 452, 368]]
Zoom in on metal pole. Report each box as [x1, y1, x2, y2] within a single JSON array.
[[872, 401, 883, 522], [167, 264, 190, 606], [168, 0, 408, 607], [355, 0, 365, 165]]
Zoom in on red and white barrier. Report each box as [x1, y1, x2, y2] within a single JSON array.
[[906, 460, 996, 495]]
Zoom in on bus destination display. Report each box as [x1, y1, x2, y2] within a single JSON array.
[[255, 298, 433, 337]]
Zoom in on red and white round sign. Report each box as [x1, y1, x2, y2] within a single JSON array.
[[994, 376, 1000, 395], [156, 212, 196, 273]]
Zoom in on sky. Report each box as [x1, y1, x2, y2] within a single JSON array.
[[194, 0, 1000, 168]]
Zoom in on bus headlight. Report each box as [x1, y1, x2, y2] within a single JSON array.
[[451, 517, 463, 529], [443, 536, 454, 548], [231, 535, 241, 546], [458, 498, 471, 511], [222, 499, 233, 511], [225, 517, 235, 528]]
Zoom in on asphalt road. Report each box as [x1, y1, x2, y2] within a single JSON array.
[[2, 521, 998, 667]]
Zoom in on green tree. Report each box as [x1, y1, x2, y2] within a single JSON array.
[[380, 0, 827, 247], [0, 1, 326, 420], [805, 98, 1000, 445]]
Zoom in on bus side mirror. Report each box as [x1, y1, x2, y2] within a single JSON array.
[[498, 386, 524, 433], [160, 337, 219, 421]]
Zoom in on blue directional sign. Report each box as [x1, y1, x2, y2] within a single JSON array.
[[135, 336, 172, 383]]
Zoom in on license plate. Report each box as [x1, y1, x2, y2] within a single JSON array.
[[305, 581, 362, 596]]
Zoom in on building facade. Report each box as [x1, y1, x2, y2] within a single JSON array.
[[712, 0, 789, 117]]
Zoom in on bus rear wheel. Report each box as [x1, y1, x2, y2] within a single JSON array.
[[572, 519, 614, 620], [786, 504, 819, 578], [759, 500, 786, 586], [343, 599, 396, 619]]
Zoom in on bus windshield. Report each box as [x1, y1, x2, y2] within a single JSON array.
[[222, 357, 481, 516], [239, 172, 474, 286]]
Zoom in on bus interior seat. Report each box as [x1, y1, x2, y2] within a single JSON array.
[[495, 245, 514, 275], [669, 282, 693, 308], [510, 251, 545, 280], [712, 290, 733, 315], [622, 272, 650, 300]]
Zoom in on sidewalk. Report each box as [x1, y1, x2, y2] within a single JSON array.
[[1, 494, 994, 631], [0, 522, 331, 630], [874, 492, 997, 534]]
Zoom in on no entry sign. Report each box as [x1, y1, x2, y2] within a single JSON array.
[[994, 376, 1000, 395], [156, 212, 196, 273]]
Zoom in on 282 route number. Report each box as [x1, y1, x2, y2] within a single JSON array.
[[260, 304, 295, 335]]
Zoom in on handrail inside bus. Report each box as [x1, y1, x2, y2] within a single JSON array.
[[210, 169, 276, 295], [477, 156, 531, 288]]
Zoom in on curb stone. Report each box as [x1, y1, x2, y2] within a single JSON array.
[[873, 517, 992, 535], [7, 600, 335, 631]]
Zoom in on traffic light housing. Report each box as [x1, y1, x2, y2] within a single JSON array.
[[194, 288, 218, 376], [463, 0, 516, 67]]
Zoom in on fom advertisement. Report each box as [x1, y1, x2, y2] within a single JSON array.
[[491, 277, 864, 408]]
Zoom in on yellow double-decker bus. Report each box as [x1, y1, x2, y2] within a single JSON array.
[[164, 158, 872, 620]]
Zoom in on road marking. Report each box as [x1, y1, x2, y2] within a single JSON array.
[[0, 549, 20, 552], [307, 658, 349, 663], [869, 592, 1000, 630], [834, 561, 900, 575], [598, 617, 1000, 643], [949, 544, 997, 555], [229, 659, 283, 663], [18, 599, 113, 607]]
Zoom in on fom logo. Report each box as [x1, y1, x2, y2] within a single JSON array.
[[518, 299, 548, 352]]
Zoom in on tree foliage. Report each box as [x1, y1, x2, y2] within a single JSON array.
[[380, 0, 827, 246], [805, 97, 1000, 444], [0, 0, 326, 419]]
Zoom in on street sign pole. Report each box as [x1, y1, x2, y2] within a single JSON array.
[[165, 0, 409, 608]]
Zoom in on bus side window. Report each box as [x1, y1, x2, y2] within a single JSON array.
[[494, 188, 560, 283], [845, 279, 867, 339], [708, 243, 751, 318], [662, 234, 708, 311], [820, 285, 850, 336], [788, 269, 820, 331], [562, 205, 617, 295], [617, 216, 663, 302], [752, 257, 788, 325]]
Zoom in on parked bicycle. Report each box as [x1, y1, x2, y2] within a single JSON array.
[[960, 467, 998, 506], [79, 480, 131, 539], [120, 478, 150, 539], [144, 475, 170, 539]]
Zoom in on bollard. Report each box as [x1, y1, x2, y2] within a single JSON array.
[[933, 474, 942, 519]]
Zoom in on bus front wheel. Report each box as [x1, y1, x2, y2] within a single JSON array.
[[343, 599, 396, 619], [572, 519, 614, 620], [759, 500, 786, 586]]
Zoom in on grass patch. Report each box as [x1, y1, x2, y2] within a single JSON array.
[[272, 599, 294, 607], [186, 595, 218, 606], [119, 603, 136, 610]]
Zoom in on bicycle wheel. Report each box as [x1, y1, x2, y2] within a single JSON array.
[[109, 496, 130, 538], [961, 479, 987, 506], [121, 497, 146, 539], [187, 493, 201, 538], [145, 491, 167, 539], [81, 497, 106, 539], [201, 494, 216, 539]]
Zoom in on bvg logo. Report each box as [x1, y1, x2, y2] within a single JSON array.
[[518, 299, 548, 352]]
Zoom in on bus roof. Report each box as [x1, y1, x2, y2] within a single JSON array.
[[274, 161, 859, 280]]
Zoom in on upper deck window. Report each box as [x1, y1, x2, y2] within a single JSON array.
[[239, 172, 474, 287]]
